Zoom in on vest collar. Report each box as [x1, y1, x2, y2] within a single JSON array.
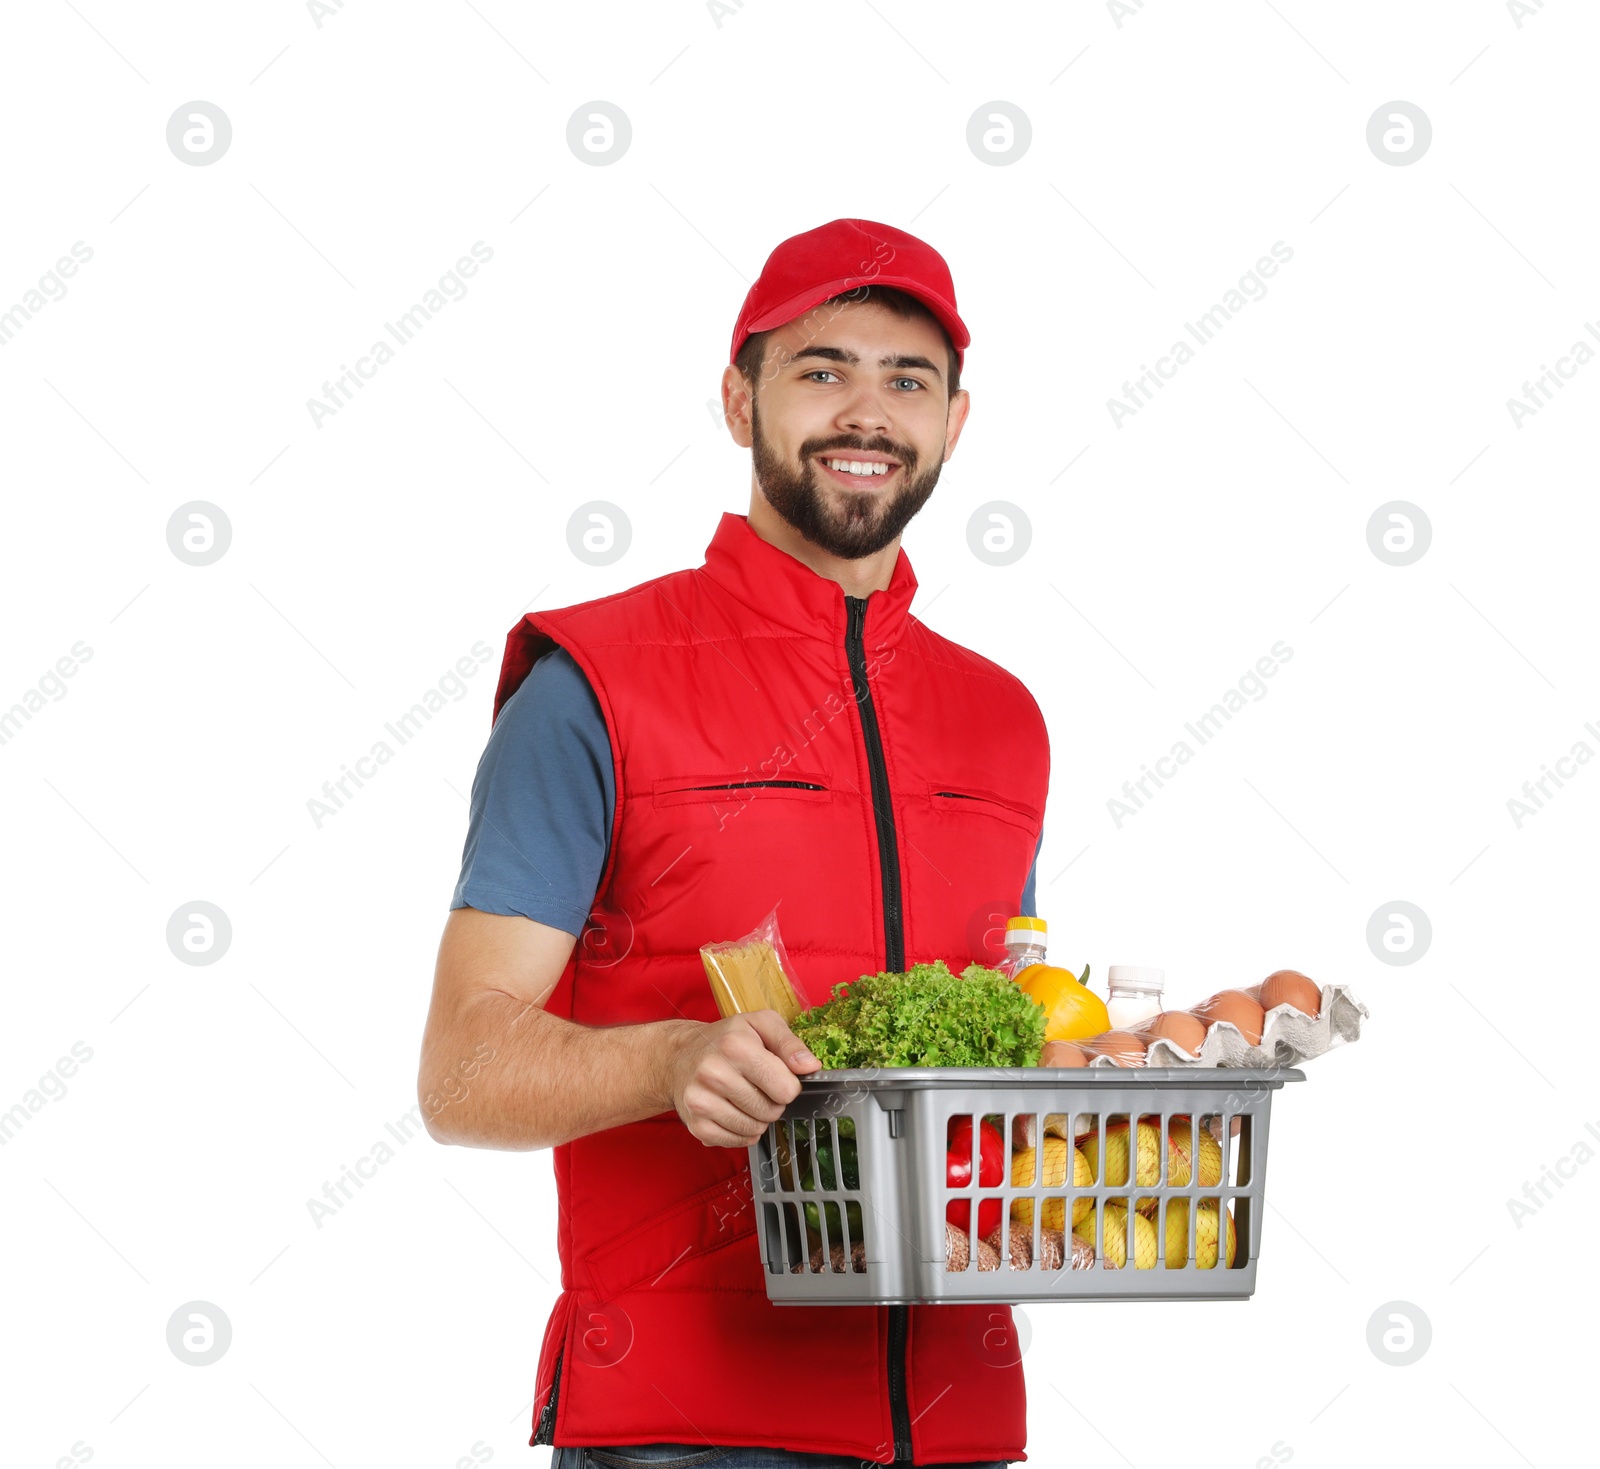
[[699, 511, 919, 647]]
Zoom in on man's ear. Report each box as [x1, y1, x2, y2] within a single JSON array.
[[722, 364, 754, 448], [942, 386, 972, 463]]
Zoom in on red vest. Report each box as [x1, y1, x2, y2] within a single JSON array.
[[495, 512, 1049, 1464]]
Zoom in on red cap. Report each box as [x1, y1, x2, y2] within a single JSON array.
[[729, 218, 969, 372]]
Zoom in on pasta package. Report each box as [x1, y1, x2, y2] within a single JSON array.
[[701, 906, 804, 1024]]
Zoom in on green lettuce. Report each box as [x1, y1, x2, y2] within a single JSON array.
[[792, 960, 1045, 1069]]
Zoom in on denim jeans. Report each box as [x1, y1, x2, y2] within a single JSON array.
[[549, 1445, 1009, 1468]]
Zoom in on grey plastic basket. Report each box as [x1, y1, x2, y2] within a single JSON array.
[[748, 1064, 1304, 1304]]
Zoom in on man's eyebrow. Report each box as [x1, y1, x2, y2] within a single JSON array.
[[787, 345, 944, 381]]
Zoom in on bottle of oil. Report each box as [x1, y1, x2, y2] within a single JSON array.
[[1004, 918, 1110, 1043], [998, 916, 1048, 978]]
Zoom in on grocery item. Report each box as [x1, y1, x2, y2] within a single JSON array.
[[1163, 1199, 1236, 1269], [1154, 1116, 1222, 1199], [946, 1115, 1006, 1237], [1003, 917, 1105, 1042], [788, 1116, 866, 1259], [1147, 976, 1359, 1068], [997, 916, 1049, 978], [945, 1218, 1001, 1272], [1062, 972, 1362, 1070], [1039, 1040, 1090, 1067], [1080, 1121, 1155, 1190], [1018, 962, 1111, 1043], [794, 1238, 869, 1274], [790, 960, 1047, 1068], [801, 1198, 864, 1245], [1083, 1203, 1159, 1269], [1081, 1029, 1148, 1066], [1192, 989, 1266, 1047], [1009, 1135, 1093, 1230], [1135, 1011, 1206, 1057], [984, 1222, 1087, 1272], [945, 1220, 969, 1272], [1010, 1110, 1075, 1152], [999, 916, 1091, 984], [1253, 969, 1322, 1019], [700, 906, 804, 1024], [946, 1115, 1005, 1189], [1078, 1118, 1222, 1209], [793, 1116, 860, 1191], [793, 1132, 857, 1248], [1105, 965, 1164, 1029]]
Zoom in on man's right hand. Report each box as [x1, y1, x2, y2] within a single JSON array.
[[420, 910, 825, 1153], [665, 1010, 822, 1148]]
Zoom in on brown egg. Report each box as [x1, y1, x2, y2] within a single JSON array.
[[1137, 1011, 1207, 1057], [1258, 969, 1322, 1019], [1192, 990, 1265, 1046], [1083, 1030, 1148, 1066], [1041, 1040, 1090, 1068]]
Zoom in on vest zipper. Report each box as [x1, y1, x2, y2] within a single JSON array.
[[844, 593, 913, 1466], [887, 1299, 912, 1463], [531, 1348, 562, 1445], [844, 596, 904, 972]]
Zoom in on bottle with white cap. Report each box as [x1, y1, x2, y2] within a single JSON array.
[[1104, 966, 1164, 1029]]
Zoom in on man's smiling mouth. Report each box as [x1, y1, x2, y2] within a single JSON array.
[[815, 451, 902, 483]]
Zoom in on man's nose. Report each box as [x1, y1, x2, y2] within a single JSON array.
[[836, 385, 893, 435]]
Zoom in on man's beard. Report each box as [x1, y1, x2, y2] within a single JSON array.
[[750, 398, 943, 560]]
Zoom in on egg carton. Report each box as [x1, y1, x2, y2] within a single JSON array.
[[1087, 982, 1368, 1071]]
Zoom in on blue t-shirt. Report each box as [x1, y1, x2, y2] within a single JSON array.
[[451, 647, 1040, 937]]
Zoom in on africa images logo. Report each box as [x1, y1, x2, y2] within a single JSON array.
[[304, 243, 494, 427]]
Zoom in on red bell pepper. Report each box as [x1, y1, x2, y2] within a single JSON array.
[[945, 1114, 1005, 1238]]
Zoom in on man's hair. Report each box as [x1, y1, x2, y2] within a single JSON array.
[[735, 284, 961, 398]]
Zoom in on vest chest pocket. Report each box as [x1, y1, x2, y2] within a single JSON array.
[[652, 775, 833, 813], [926, 781, 1040, 834]]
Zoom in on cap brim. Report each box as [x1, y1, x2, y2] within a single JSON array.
[[742, 273, 970, 356]]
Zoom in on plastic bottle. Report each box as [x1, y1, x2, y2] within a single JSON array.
[[1105, 966, 1164, 1029], [998, 916, 1048, 979]]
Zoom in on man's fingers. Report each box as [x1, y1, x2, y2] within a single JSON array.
[[697, 1056, 788, 1130], [685, 1090, 768, 1147], [693, 1119, 762, 1149], [732, 1035, 806, 1110], [671, 1013, 820, 1150], [741, 1009, 821, 1075]]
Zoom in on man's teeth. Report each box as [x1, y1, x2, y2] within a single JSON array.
[[823, 458, 891, 477]]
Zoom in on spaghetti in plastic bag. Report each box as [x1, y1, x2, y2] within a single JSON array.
[[701, 905, 804, 1023]]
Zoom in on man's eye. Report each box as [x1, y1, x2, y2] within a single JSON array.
[[805, 370, 841, 383], [891, 377, 925, 391]]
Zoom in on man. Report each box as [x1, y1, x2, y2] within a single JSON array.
[[417, 218, 1049, 1467]]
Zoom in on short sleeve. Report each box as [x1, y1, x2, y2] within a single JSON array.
[[450, 646, 616, 938]]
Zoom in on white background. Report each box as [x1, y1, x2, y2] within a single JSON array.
[[3, 2, 1595, 1466]]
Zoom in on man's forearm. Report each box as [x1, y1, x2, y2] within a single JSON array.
[[421, 990, 696, 1151]]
